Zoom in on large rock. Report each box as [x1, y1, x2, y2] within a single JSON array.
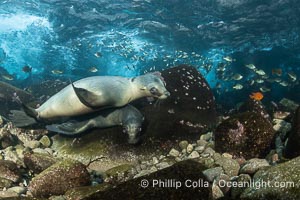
[[0, 160, 21, 182], [28, 159, 90, 198], [134, 65, 217, 138], [215, 157, 240, 178], [238, 99, 271, 121], [285, 106, 300, 158], [24, 152, 57, 174], [215, 112, 275, 159], [65, 160, 211, 200], [241, 156, 300, 200]]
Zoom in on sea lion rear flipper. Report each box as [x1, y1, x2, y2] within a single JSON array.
[[21, 103, 38, 118], [9, 110, 37, 127], [71, 82, 100, 109]]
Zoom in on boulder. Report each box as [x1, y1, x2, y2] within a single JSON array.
[[134, 65, 217, 139], [0, 160, 21, 182], [66, 160, 211, 200], [29, 159, 90, 198], [239, 99, 271, 121], [241, 156, 300, 200], [215, 157, 240, 178], [202, 167, 223, 182], [215, 112, 275, 159], [24, 152, 57, 174]]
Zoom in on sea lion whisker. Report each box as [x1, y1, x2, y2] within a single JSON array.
[[154, 99, 161, 108]]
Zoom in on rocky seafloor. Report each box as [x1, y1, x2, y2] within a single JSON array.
[[0, 65, 299, 200], [0, 98, 299, 200]]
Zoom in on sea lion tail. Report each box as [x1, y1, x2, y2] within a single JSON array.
[[9, 110, 37, 127]]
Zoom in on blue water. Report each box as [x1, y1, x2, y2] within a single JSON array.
[[0, 0, 299, 106]]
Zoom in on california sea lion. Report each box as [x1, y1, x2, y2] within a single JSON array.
[[46, 104, 144, 144], [9, 72, 169, 127]]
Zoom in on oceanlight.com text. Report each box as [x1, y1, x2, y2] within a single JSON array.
[[218, 179, 295, 189]]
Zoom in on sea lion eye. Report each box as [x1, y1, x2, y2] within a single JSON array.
[[150, 87, 159, 95]]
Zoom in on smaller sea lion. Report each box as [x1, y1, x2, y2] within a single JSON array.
[[46, 105, 144, 144]]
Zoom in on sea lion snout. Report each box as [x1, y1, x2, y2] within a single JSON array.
[[149, 86, 170, 99], [158, 90, 170, 99], [123, 123, 142, 144]]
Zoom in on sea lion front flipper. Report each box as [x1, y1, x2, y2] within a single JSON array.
[[46, 124, 75, 135], [71, 82, 100, 109], [46, 120, 89, 135]]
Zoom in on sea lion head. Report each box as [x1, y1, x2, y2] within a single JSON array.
[[122, 116, 144, 144], [136, 72, 170, 99]]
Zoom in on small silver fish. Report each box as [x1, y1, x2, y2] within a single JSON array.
[[255, 69, 266, 76], [89, 67, 98, 73], [245, 64, 256, 70], [232, 73, 243, 81], [274, 78, 282, 83], [51, 70, 64, 74], [94, 52, 102, 58], [256, 79, 264, 84], [223, 56, 234, 62], [1, 74, 14, 80], [279, 81, 289, 87], [233, 84, 243, 90], [287, 72, 297, 82], [260, 86, 271, 92]]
